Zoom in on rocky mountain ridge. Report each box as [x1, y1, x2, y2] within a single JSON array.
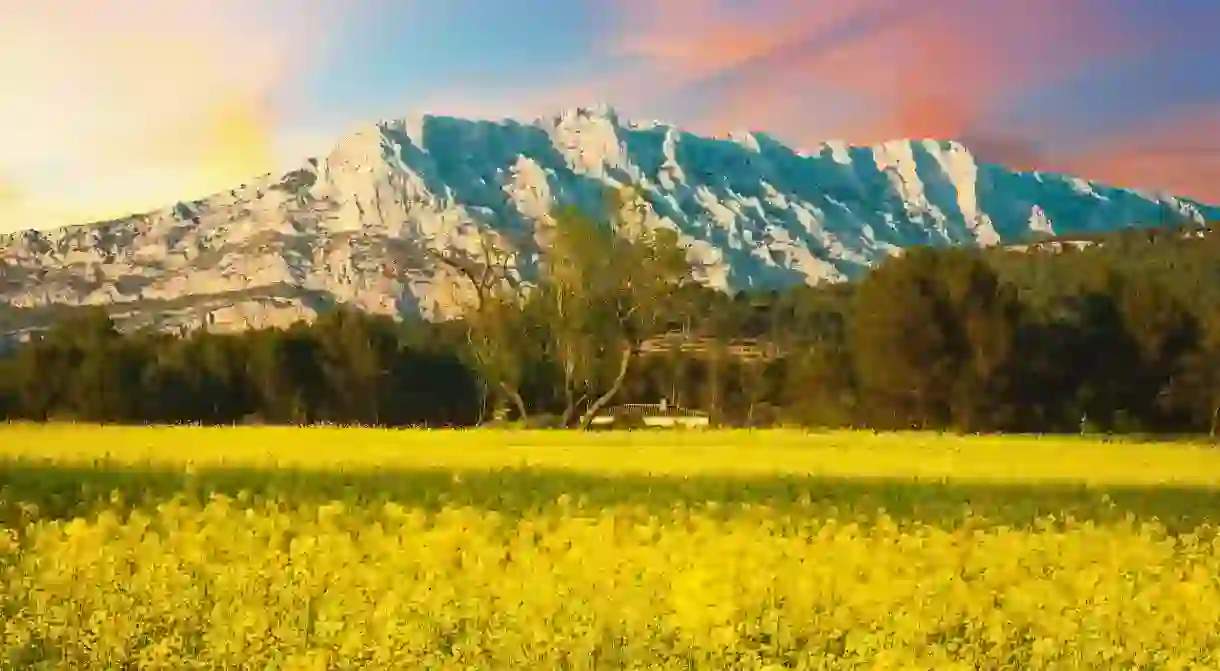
[[2, 106, 1216, 335]]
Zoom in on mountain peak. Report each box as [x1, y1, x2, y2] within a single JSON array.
[[555, 103, 621, 122]]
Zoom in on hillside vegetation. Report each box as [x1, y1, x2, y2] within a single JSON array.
[[3, 186, 1220, 435]]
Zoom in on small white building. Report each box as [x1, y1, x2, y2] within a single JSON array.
[[589, 398, 711, 429]]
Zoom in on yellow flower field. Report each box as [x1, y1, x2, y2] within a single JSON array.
[[3, 426, 1220, 668]]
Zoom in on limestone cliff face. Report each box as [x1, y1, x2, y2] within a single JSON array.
[[2, 106, 1216, 334]]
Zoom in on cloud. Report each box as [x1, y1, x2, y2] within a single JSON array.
[[610, 0, 1139, 140], [600, 0, 1220, 201], [1048, 104, 1220, 204], [0, 0, 350, 230], [4, 0, 1215, 232]]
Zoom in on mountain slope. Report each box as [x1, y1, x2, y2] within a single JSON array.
[[1, 106, 1216, 334]]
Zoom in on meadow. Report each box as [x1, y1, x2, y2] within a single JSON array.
[[3, 426, 1220, 669]]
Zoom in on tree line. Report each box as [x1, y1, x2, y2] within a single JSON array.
[[2, 189, 1220, 435], [0, 307, 480, 427]]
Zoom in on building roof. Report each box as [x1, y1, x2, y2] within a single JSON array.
[[604, 403, 710, 418]]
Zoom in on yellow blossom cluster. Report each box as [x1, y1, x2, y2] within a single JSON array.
[[3, 426, 1220, 668], [2, 496, 1220, 668]]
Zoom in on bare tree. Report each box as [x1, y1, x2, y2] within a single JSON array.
[[427, 227, 535, 422]]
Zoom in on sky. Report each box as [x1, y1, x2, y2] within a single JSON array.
[[1, 0, 1218, 233]]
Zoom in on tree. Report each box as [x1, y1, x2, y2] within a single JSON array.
[[242, 326, 323, 424], [313, 309, 391, 425], [535, 186, 697, 429], [852, 248, 959, 429], [779, 342, 857, 429], [1111, 272, 1198, 431], [939, 250, 1024, 432], [18, 308, 142, 422], [1164, 309, 1220, 438], [851, 247, 1023, 431], [429, 228, 536, 422]]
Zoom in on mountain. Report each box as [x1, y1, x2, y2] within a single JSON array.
[[1, 106, 1217, 335]]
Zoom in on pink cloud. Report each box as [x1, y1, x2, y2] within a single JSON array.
[[599, 0, 1220, 201], [610, 0, 1137, 140], [1048, 105, 1220, 204]]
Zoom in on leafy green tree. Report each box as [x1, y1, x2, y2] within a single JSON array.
[[778, 343, 857, 429], [1164, 309, 1220, 437], [312, 309, 386, 424], [1111, 273, 1198, 431], [535, 186, 696, 428], [852, 248, 958, 429], [939, 250, 1024, 432], [852, 248, 1023, 431], [0, 356, 16, 419]]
